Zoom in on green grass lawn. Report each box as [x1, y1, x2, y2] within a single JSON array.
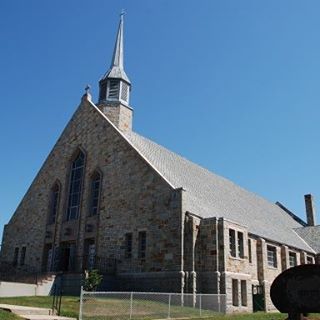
[[0, 296, 320, 320], [0, 310, 22, 319]]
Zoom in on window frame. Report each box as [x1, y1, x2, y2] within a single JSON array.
[[289, 251, 297, 268], [267, 245, 277, 268], [240, 280, 247, 306], [66, 150, 86, 221], [248, 239, 252, 263], [88, 171, 102, 217], [229, 229, 236, 257], [232, 279, 239, 306], [238, 232, 244, 258]]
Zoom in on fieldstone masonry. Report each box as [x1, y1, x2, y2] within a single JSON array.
[[1, 17, 319, 314]]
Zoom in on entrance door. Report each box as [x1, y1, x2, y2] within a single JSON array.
[[60, 243, 76, 272], [252, 285, 265, 312]]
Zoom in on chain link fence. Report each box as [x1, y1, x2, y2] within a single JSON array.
[[79, 289, 226, 320]]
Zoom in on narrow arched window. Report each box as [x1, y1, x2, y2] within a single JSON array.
[[89, 171, 101, 216], [49, 182, 60, 224], [66, 151, 85, 220]]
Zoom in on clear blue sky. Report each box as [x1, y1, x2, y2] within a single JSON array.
[[1, 0, 320, 243]]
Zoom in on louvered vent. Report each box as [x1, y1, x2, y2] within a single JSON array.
[[108, 80, 119, 99], [121, 82, 128, 102]]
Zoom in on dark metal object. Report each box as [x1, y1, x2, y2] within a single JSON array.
[[271, 264, 320, 319]]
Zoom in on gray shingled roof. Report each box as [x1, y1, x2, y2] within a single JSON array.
[[125, 131, 314, 252], [294, 226, 320, 253]]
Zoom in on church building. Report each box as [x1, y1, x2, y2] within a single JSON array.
[[1, 15, 319, 313]]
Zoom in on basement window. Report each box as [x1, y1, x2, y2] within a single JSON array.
[[232, 279, 239, 306], [241, 280, 247, 306]]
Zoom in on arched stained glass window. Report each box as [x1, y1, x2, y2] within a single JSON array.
[[66, 151, 85, 220], [89, 171, 101, 216]]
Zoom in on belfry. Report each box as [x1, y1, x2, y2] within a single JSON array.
[[98, 13, 133, 132]]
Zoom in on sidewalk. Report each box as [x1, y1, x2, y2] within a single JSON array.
[[0, 304, 76, 320]]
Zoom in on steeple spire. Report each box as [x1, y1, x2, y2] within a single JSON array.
[[110, 11, 124, 69], [98, 12, 133, 132]]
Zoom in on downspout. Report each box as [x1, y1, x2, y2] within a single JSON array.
[[177, 187, 185, 299], [215, 218, 220, 294]]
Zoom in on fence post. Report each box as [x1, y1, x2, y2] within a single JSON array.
[[129, 292, 133, 320], [168, 293, 171, 319], [199, 293, 202, 317], [79, 286, 83, 320]]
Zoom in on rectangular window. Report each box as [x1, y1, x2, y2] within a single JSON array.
[[289, 252, 297, 267], [13, 247, 19, 266], [229, 229, 236, 257], [238, 232, 244, 258], [232, 279, 239, 306], [125, 233, 132, 258], [306, 256, 314, 264], [248, 239, 252, 263], [241, 280, 247, 306], [267, 245, 277, 268], [138, 231, 146, 259], [20, 247, 26, 266]]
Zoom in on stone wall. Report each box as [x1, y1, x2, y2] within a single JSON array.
[[0, 98, 183, 292]]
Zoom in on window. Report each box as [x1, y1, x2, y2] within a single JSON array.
[[241, 280, 247, 306], [49, 183, 60, 224], [66, 151, 85, 220], [125, 233, 132, 258], [13, 247, 19, 266], [229, 229, 236, 257], [138, 231, 146, 259], [121, 82, 128, 102], [306, 256, 314, 264], [248, 239, 252, 263], [238, 232, 244, 258], [108, 80, 119, 99], [20, 247, 26, 266], [89, 172, 101, 216], [289, 252, 297, 267], [267, 245, 277, 268], [232, 279, 239, 306]]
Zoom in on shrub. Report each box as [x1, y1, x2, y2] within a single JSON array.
[[83, 269, 103, 291]]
